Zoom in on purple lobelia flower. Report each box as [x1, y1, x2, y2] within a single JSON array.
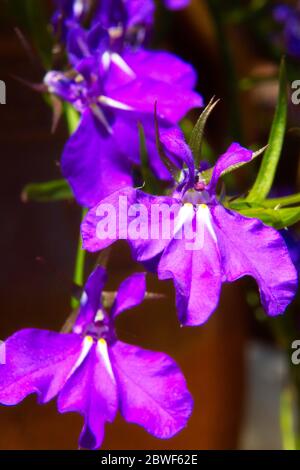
[[0, 267, 193, 449], [82, 130, 298, 326], [44, 23, 202, 207], [273, 3, 300, 59]]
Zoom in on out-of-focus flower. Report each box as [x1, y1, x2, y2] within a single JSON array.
[[0, 267, 193, 449], [52, 0, 191, 40], [82, 130, 298, 326], [52, 0, 87, 38], [273, 3, 300, 59], [44, 24, 202, 207], [164, 0, 190, 8]]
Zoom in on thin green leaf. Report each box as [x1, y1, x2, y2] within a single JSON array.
[[246, 59, 288, 202], [236, 206, 300, 230], [229, 192, 300, 211], [262, 193, 300, 208], [189, 97, 219, 167], [22, 179, 73, 203], [227, 200, 264, 211]]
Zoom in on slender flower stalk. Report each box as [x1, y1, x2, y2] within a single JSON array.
[[64, 104, 87, 308], [71, 208, 87, 309]]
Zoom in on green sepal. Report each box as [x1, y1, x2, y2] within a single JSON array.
[[189, 97, 219, 168], [64, 104, 80, 134], [228, 200, 300, 230]]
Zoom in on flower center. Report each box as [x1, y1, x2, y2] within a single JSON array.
[[88, 303, 119, 346], [182, 188, 210, 206]]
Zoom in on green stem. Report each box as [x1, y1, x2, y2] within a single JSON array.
[[262, 193, 300, 208], [246, 59, 287, 203], [63, 104, 86, 309], [71, 209, 87, 309]]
